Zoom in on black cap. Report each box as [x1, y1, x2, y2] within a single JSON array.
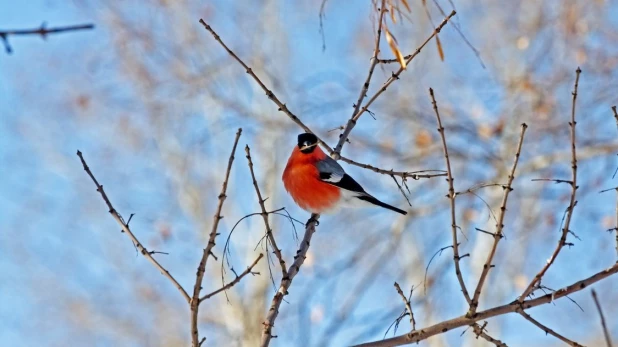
[[297, 133, 318, 153]]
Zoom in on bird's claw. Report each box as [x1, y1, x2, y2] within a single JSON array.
[[305, 217, 319, 228]]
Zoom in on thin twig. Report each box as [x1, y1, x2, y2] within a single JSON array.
[[612, 106, 618, 254], [245, 145, 288, 278], [518, 311, 584, 347], [198, 19, 333, 153], [260, 215, 320, 347], [339, 155, 446, 179], [520, 68, 581, 301], [429, 87, 472, 305], [470, 123, 527, 313], [472, 322, 508, 347], [76, 151, 190, 303], [530, 178, 573, 185], [591, 289, 613, 347], [394, 282, 416, 330], [191, 128, 242, 347], [333, 0, 386, 156], [352, 261, 618, 347], [0, 22, 94, 54], [200, 253, 264, 302], [334, 10, 456, 158], [198, 19, 445, 180]]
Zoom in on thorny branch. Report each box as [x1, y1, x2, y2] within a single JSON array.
[[0, 22, 94, 54], [76, 151, 191, 303], [198, 18, 444, 181], [520, 68, 581, 301], [334, 10, 457, 157], [352, 262, 618, 347], [333, 0, 386, 155], [394, 282, 415, 330], [591, 289, 613, 347], [245, 145, 288, 277], [191, 128, 243, 347], [612, 106, 618, 254], [470, 123, 527, 313], [429, 87, 472, 305], [472, 322, 508, 347], [260, 216, 320, 347], [518, 311, 583, 347]]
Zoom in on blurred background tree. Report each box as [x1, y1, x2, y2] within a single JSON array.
[[1, 0, 617, 346]]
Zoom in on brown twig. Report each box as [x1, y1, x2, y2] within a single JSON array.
[[351, 262, 618, 347], [518, 311, 583, 347], [591, 289, 614, 347], [0, 22, 94, 54], [472, 322, 508, 347], [334, 11, 456, 157], [332, 0, 386, 156], [339, 155, 446, 179], [198, 19, 333, 153], [260, 215, 320, 347], [612, 106, 618, 254], [470, 123, 527, 313], [394, 282, 416, 330], [245, 145, 288, 278], [200, 253, 264, 302], [76, 150, 191, 303], [191, 128, 242, 347], [198, 18, 445, 181], [520, 68, 581, 301], [429, 87, 472, 305]]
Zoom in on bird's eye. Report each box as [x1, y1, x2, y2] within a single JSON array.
[[303, 141, 311, 147]]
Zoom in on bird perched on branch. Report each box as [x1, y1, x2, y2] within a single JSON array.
[[282, 133, 407, 215]]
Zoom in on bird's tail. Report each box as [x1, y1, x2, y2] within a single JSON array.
[[358, 195, 407, 215]]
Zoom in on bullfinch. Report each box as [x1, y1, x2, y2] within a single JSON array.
[[282, 133, 407, 215]]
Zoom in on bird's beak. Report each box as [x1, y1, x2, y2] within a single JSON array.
[[300, 143, 318, 151]]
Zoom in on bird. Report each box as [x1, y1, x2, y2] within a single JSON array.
[[282, 133, 407, 215]]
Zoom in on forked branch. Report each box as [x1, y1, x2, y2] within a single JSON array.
[[470, 123, 527, 313], [520, 68, 581, 301], [429, 87, 472, 305], [76, 151, 191, 304]]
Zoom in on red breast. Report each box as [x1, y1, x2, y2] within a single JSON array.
[[282, 146, 341, 213]]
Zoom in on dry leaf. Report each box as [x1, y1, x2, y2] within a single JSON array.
[[385, 29, 407, 69], [401, 0, 411, 12], [436, 34, 445, 61], [390, 3, 396, 23]]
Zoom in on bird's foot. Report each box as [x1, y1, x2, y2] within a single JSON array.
[[305, 216, 319, 228]]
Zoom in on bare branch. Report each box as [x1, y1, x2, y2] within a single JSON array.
[[191, 128, 242, 347], [591, 289, 614, 347], [0, 22, 94, 54], [200, 253, 264, 302], [198, 19, 333, 153], [334, 10, 456, 157], [339, 155, 446, 179], [260, 215, 320, 347], [520, 68, 581, 300], [394, 282, 416, 330], [76, 151, 190, 303], [470, 123, 527, 313], [352, 262, 618, 347], [519, 311, 583, 347], [612, 106, 618, 254], [472, 322, 508, 347], [245, 145, 288, 277], [429, 87, 472, 305], [333, 0, 386, 156]]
